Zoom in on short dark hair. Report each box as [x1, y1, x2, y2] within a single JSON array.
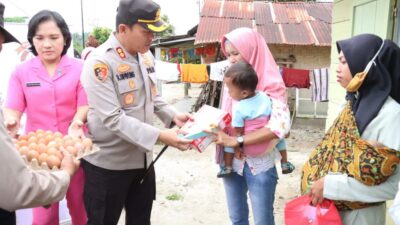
[[225, 61, 258, 92], [27, 10, 71, 56], [115, 10, 135, 31]]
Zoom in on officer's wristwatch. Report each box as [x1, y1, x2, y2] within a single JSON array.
[[236, 135, 244, 148]]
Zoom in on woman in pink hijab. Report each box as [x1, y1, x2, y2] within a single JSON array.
[[215, 27, 290, 225]]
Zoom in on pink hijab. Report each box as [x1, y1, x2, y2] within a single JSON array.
[[221, 27, 286, 102]]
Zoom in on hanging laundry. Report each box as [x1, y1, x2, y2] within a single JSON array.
[[282, 67, 310, 88], [209, 60, 230, 81], [180, 64, 209, 83], [312, 68, 329, 102], [154, 60, 180, 82]]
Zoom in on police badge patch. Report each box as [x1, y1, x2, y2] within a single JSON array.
[[94, 63, 108, 82]]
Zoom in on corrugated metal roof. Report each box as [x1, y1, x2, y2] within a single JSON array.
[[195, 0, 332, 46]]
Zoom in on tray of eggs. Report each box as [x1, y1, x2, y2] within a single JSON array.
[[12, 130, 99, 170]]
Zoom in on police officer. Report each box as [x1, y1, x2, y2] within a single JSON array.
[[0, 5, 78, 224], [80, 0, 192, 224]]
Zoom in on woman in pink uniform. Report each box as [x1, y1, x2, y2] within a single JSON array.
[[3, 10, 87, 225]]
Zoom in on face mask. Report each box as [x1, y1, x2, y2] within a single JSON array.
[[346, 40, 385, 92]]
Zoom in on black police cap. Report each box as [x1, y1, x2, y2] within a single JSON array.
[[116, 0, 169, 33]]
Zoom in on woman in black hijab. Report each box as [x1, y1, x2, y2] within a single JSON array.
[[302, 34, 400, 225]]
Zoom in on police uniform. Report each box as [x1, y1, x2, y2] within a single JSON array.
[[80, 1, 176, 224]]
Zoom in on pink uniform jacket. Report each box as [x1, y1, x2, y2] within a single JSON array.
[[5, 55, 88, 134]]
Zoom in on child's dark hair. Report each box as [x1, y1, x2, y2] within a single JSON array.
[[225, 61, 258, 92]]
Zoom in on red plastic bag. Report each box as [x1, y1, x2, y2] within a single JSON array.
[[284, 195, 342, 225]]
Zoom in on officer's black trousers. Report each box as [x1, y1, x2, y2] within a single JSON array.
[[82, 160, 155, 225], [0, 209, 15, 225]]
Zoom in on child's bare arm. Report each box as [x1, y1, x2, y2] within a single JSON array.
[[233, 127, 244, 136], [233, 127, 245, 159]]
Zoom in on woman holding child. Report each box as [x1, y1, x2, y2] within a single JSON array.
[[303, 34, 400, 225], [213, 27, 290, 225]]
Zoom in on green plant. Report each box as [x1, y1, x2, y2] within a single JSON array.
[[166, 193, 183, 201], [91, 27, 112, 45], [4, 17, 27, 23]]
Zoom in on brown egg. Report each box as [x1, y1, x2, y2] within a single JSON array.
[[47, 141, 58, 149], [35, 129, 45, 134], [37, 143, 47, 154], [46, 155, 61, 168], [27, 131, 36, 138], [35, 133, 45, 140], [18, 139, 28, 147], [45, 130, 53, 136], [19, 146, 29, 156], [46, 147, 58, 156], [27, 150, 39, 161], [37, 138, 46, 145], [82, 138, 93, 149], [63, 135, 72, 141], [18, 134, 29, 141], [63, 139, 74, 148], [54, 137, 63, 144], [44, 135, 53, 144], [29, 142, 39, 150], [38, 153, 49, 164], [66, 146, 78, 157], [53, 131, 63, 138], [55, 151, 63, 161]]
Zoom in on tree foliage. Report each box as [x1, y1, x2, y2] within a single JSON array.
[[4, 17, 27, 23], [72, 32, 88, 55], [157, 15, 175, 38], [91, 27, 112, 45]]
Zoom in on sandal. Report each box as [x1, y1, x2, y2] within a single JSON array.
[[281, 161, 295, 174], [217, 167, 233, 178]]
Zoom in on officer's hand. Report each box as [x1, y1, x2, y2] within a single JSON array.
[[4, 117, 20, 138], [68, 119, 86, 139], [172, 113, 194, 128], [60, 150, 80, 177], [158, 129, 192, 151]]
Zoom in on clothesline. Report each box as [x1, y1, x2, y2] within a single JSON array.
[[155, 59, 330, 102], [154, 59, 230, 83]]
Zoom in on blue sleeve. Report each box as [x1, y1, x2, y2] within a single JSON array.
[[232, 105, 245, 128]]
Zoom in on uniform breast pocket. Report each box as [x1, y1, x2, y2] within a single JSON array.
[[117, 79, 138, 108]]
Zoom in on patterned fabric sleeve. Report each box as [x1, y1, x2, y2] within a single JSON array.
[[265, 98, 290, 139]]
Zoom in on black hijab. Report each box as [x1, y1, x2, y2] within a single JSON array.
[[336, 33, 400, 134]]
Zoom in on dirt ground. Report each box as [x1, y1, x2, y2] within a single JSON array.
[[118, 83, 326, 225]]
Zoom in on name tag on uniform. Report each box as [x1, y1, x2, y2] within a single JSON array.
[[26, 82, 41, 87], [116, 71, 135, 81]]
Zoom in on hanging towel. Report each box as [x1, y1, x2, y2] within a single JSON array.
[[312, 68, 329, 102], [180, 64, 209, 83], [209, 60, 230, 81], [154, 60, 179, 81], [282, 68, 310, 88]]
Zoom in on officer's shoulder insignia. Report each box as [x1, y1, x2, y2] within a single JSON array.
[[116, 47, 126, 60], [93, 63, 108, 82], [117, 64, 131, 74]]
